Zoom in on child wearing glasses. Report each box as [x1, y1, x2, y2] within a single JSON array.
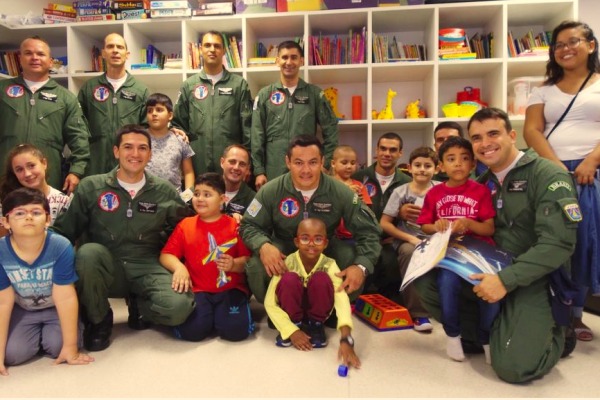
[[264, 217, 361, 371], [0, 144, 72, 237], [0, 188, 94, 376]]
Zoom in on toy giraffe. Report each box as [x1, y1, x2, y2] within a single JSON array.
[[376, 89, 397, 120], [323, 87, 345, 120]]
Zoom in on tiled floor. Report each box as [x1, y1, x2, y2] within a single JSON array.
[[3, 298, 600, 398]]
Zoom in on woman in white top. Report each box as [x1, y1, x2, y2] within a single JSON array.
[[0, 144, 71, 236], [524, 20, 600, 342]]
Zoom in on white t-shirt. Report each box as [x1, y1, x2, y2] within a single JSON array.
[[375, 172, 395, 193], [528, 80, 600, 160]]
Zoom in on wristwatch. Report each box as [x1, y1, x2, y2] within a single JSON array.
[[340, 335, 355, 347], [357, 264, 368, 277]]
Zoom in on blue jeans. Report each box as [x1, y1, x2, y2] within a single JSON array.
[[438, 269, 500, 344]]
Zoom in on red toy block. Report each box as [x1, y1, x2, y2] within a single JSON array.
[[353, 294, 413, 331]]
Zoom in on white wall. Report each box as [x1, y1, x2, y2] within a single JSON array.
[[579, 0, 600, 37]]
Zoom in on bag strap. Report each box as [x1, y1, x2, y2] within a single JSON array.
[[546, 70, 594, 140]]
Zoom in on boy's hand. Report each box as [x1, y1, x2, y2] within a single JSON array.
[[338, 342, 361, 369], [172, 265, 192, 293], [336, 265, 365, 294], [0, 363, 8, 376], [216, 254, 234, 272], [54, 347, 95, 366], [433, 219, 451, 232], [399, 203, 421, 223], [451, 218, 469, 235], [259, 243, 287, 277], [290, 329, 312, 351]]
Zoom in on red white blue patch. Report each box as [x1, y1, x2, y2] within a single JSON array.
[[6, 84, 25, 98], [98, 191, 120, 212], [194, 84, 209, 100], [365, 182, 377, 198], [269, 91, 286, 106], [93, 85, 111, 102], [279, 197, 300, 218], [563, 203, 582, 222]]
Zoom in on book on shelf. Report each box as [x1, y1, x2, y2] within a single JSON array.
[[230, 36, 243, 68], [115, 8, 150, 19], [508, 29, 551, 58], [72, 0, 111, 8], [247, 57, 276, 66], [1, 51, 22, 77], [150, 8, 192, 17], [76, 7, 113, 15], [43, 14, 77, 23], [309, 27, 366, 66], [440, 52, 477, 60], [145, 44, 167, 68], [130, 63, 160, 69], [164, 57, 183, 68], [150, 0, 190, 8], [48, 2, 76, 12], [112, 1, 150, 9], [77, 13, 116, 21], [43, 8, 77, 18], [192, 2, 235, 15], [91, 45, 107, 72], [400, 227, 514, 292]]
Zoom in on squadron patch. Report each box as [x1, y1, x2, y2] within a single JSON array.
[[93, 86, 111, 102], [6, 84, 25, 98], [365, 182, 377, 198], [247, 198, 262, 218], [193, 84, 209, 100], [269, 91, 286, 106], [98, 192, 120, 212], [548, 181, 572, 192], [279, 197, 300, 218], [563, 203, 582, 222]]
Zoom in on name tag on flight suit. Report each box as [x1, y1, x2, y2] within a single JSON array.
[[39, 92, 58, 102], [120, 91, 137, 101], [294, 96, 309, 105], [218, 88, 233, 96], [507, 180, 528, 192]]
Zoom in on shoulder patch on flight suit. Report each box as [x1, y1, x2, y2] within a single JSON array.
[[6, 84, 25, 97], [353, 194, 358, 204], [365, 182, 377, 197], [548, 180, 572, 192], [247, 198, 262, 217], [563, 203, 582, 222], [39, 91, 57, 103], [93, 86, 110, 102]]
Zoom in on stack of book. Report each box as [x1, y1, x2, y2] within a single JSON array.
[[134, 44, 167, 69], [73, 1, 115, 22], [113, 0, 150, 20], [469, 32, 493, 59], [91, 45, 107, 72], [0, 51, 21, 76], [372, 34, 425, 63], [507, 29, 550, 58], [309, 27, 366, 66], [44, 3, 77, 24], [150, 0, 192, 18]]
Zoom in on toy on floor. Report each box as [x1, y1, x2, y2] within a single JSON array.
[[354, 294, 413, 331], [338, 365, 348, 377], [372, 88, 397, 120], [323, 86, 345, 120]]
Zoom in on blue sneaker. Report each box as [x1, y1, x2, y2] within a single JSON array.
[[413, 317, 433, 332], [307, 320, 328, 348], [275, 334, 292, 347]]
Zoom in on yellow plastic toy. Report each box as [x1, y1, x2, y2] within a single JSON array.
[[406, 99, 421, 119], [323, 87, 345, 120], [373, 88, 397, 120]]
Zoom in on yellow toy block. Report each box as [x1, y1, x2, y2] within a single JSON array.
[[353, 294, 413, 331]]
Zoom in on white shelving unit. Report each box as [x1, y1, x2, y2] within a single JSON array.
[[0, 0, 577, 164]]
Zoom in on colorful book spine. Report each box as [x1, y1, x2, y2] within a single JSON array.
[[115, 8, 150, 19], [48, 2, 77, 12], [112, 1, 147, 9], [150, 0, 190, 8], [77, 8, 113, 15], [43, 14, 77, 22], [150, 8, 191, 17], [43, 8, 77, 18], [77, 14, 116, 21], [72, 0, 112, 8]]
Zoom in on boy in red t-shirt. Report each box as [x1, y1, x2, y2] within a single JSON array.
[[331, 145, 372, 241], [160, 173, 253, 342], [417, 136, 498, 364]]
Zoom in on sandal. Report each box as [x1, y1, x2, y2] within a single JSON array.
[[573, 319, 594, 341]]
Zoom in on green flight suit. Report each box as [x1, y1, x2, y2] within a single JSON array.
[[353, 163, 412, 293], [173, 69, 252, 175], [0, 76, 90, 189], [53, 169, 194, 326], [414, 149, 579, 383], [225, 182, 256, 217], [251, 79, 338, 179], [78, 72, 149, 175], [240, 172, 381, 303]]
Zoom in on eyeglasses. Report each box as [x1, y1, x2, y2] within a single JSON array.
[[8, 209, 47, 220], [553, 37, 587, 52], [297, 235, 326, 246]]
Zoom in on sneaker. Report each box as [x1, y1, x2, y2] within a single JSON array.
[[83, 308, 113, 352], [127, 294, 151, 331], [413, 317, 433, 332], [275, 334, 292, 347], [307, 320, 328, 348]]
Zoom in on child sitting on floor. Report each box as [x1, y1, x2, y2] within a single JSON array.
[[265, 217, 361, 370], [160, 173, 254, 342], [0, 188, 94, 375]]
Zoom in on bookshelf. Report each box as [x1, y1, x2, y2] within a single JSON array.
[[0, 0, 578, 163]]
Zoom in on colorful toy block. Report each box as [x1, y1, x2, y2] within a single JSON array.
[[353, 294, 413, 331]]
